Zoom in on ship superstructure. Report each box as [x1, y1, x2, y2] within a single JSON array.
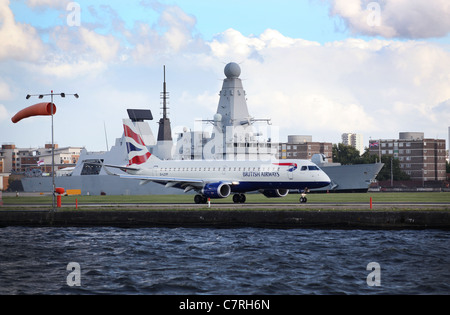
[[175, 62, 275, 161], [22, 63, 383, 195]]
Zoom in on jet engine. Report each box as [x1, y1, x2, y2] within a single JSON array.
[[202, 182, 232, 199], [261, 189, 289, 198]]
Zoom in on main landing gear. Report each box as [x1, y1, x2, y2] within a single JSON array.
[[194, 194, 208, 204], [233, 194, 246, 204], [194, 194, 247, 204]]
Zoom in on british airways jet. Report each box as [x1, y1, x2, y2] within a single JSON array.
[[104, 119, 331, 204]]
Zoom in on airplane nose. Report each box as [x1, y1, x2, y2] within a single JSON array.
[[323, 172, 331, 185], [318, 170, 331, 185]]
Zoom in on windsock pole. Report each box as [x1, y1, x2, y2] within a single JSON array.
[[16, 91, 79, 211]]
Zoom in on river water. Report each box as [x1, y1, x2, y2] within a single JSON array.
[[0, 227, 449, 295]]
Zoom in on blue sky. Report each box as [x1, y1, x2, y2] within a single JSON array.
[[10, 0, 345, 42], [1, 0, 450, 152]]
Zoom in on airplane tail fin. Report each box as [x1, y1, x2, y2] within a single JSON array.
[[123, 119, 160, 166]]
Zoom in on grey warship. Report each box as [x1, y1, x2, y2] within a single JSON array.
[[22, 63, 383, 195]]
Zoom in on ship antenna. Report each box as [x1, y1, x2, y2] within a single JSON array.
[[104, 121, 109, 151], [162, 65, 168, 119], [157, 65, 173, 141]]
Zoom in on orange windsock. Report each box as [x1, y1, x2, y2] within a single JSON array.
[[11, 102, 57, 124]]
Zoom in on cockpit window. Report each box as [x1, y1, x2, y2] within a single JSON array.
[[301, 166, 308, 171], [308, 165, 320, 171]]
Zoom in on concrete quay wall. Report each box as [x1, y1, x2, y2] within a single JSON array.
[[1, 209, 449, 229]]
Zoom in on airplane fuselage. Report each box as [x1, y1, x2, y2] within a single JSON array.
[[126, 158, 330, 193]]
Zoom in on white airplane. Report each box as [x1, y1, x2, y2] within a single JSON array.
[[104, 119, 331, 204]]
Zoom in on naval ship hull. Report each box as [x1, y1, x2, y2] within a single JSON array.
[[22, 163, 383, 195], [312, 163, 384, 193], [21, 175, 184, 196]]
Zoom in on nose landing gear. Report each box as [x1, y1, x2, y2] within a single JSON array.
[[299, 188, 309, 204]]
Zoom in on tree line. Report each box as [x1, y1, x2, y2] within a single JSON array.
[[332, 143, 410, 181]]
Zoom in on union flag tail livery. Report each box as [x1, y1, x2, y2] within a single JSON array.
[[123, 119, 155, 166]]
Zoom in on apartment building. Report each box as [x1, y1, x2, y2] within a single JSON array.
[[369, 132, 446, 182], [342, 133, 364, 155], [0, 155, 7, 191], [0, 143, 83, 174], [278, 135, 333, 161]]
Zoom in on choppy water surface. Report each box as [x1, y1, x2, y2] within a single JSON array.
[[0, 227, 449, 295]]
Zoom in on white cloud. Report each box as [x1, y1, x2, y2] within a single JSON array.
[[26, 0, 70, 9], [205, 29, 450, 143], [127, 4, 201, 63], [0, 0, 45, 61], [329, 0, 450, 39], [2, 1, 450, 149], [50, 25, 121, 62], [31, 58, 108, 79], [78, 28, 121, 62]]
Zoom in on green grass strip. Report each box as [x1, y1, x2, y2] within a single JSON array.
[[3, 192, 450, 205]]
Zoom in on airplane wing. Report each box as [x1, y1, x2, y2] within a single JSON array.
[[103, 164, 206, 192], [103, 164, 140, 174], [119, 174, 204, 184]]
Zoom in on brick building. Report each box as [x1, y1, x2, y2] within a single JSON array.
[[278, 135, 333, 161], [369, 132, 446, 182], [0, 144, 83, 174]]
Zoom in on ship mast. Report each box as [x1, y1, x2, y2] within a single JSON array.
[[157, 65, 173, 141], [162, 66, 168, 119]]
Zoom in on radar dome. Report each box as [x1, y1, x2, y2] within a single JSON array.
[[224, 62, 241, 79]]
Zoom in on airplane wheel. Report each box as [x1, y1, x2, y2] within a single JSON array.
[[195, 195, 204, 204], [233, 194, 246, 204], [300, 197, 307, 203]]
